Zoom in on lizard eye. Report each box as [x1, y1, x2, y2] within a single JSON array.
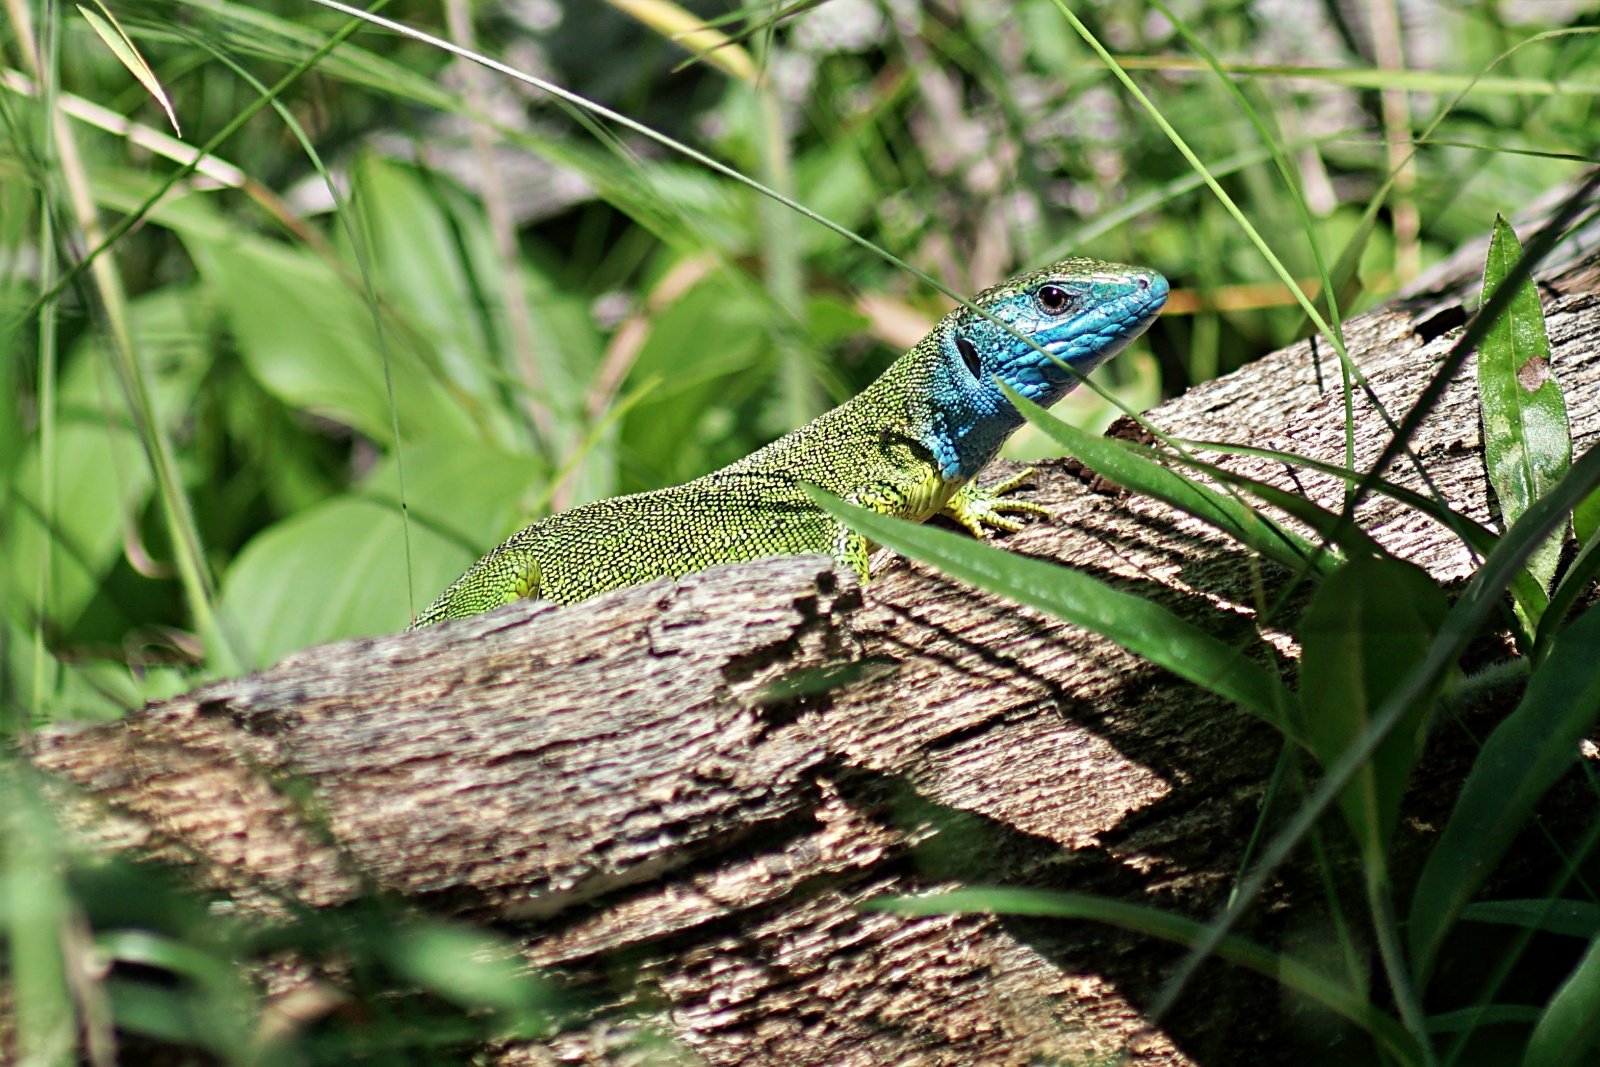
[[1037, 284, 1070, 314], [956, 336, 983, 378]]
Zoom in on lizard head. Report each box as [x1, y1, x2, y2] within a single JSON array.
[[940, 257, 1168, 408], [919, 258, 1167, 480]]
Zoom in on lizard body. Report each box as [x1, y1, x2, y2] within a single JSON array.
[[411, 258, 1167, 626]]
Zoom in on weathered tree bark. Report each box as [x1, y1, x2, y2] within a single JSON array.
[[22, 225, 1600, 1065]]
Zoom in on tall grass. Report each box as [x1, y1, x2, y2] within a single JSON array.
[[3, 0, 1600, 1061]]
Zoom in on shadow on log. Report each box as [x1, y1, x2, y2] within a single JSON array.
[[21, 229, 1600, 1065]]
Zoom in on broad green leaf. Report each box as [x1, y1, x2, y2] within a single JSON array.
[[621, 274, 775, 489], [1523, 933, 1600, 1067], [1297, 554, 1448, 859], [2, 288, 210, 630], [4, 416, 151, 631], [808, 489, 1293, 732], [794, 140, 875, 257], [1005, 386, 1336, 577], [349, 158, 505, 404], [77, 0, 180, 133], [178, 226, 481, 446], [357, 441, 547, 553], [1461, 899, 1600, 940], [870, 888, 1422, 1065], [1409, 603, 1600, 978], [1477, 214, 1571, 596], [219, 497, 473, 667]]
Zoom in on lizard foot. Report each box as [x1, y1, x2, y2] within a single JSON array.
[[942, 467, 1052, 539]]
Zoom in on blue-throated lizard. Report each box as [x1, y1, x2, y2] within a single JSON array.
[[411, 258, 1168, 626]]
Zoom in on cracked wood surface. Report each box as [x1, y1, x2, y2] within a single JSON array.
[[24, 242, 1600, 1066]]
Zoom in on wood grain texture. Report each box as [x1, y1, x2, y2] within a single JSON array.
[[24, 234, 1600, 1066]]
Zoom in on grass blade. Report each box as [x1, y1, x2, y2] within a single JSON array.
[[806, 487, 1293, 732], [869, 887, 1422, 1065], [75, 0, 179, 133], [1408, 602, 1600, 979], [1006, 385, 1334, 577], [1178, 440, 1501, 558], [1151, 446, 1386, 564], [1535, 527, 1600, 657], [1461, 899, 1600, 940], [1182, 438, 1550, 625]]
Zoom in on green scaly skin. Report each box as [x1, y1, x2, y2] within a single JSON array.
[[411, 258, 1168, 627]]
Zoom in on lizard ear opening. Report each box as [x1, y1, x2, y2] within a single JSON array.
[[956, 336, 982, 379]]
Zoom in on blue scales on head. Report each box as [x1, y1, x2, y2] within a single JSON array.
[[920, 259, 1169, 481]]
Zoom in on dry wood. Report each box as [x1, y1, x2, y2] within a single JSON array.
[[22, 235, 1600, 1066]]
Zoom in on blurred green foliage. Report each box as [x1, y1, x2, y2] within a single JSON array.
[[4, 0, 1596, 697]]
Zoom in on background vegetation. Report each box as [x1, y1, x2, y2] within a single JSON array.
[[3, 0, 1600, 1063]]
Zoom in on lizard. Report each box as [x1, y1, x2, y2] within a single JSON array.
[[411, 257, 1168, 626]]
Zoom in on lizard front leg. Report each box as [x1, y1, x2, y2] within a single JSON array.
[[941, 467, 1052, 539], [831, 482, 919, 584]]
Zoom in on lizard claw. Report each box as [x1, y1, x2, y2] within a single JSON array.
[[942, 467, 1052, 539]]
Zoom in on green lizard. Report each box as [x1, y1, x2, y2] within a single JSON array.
[[411, 258, 1167, 626]]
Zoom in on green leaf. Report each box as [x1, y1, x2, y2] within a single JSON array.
[[1536, 531, 1600, 657], [807, 488, 1294, 733], [386, 923, 550, 1014], [1573, 490, 1600, 549], [219, 496, 474, 667], [1461, 899, 1600, 940], [1297, 554, 1449, 859], [869, 887, 1422, 1065], [1523, 933, 1600, 1067], [2, 288, 211, 631], [357, 441, 547, 554], [1477, 214, 1572, 597], [1409, 603, 1600, 979], [178, 226, 481, 446], [77, 0, 181, 133], [621, 274, 775, 489], [1425, 1005, 1541, 1033], [1005, 386, 1336, 577], [794, 140, 875, 256], [348, 158, 504, 400]]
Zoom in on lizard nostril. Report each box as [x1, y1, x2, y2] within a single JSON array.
[[1136, 275, 1150, 290]]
